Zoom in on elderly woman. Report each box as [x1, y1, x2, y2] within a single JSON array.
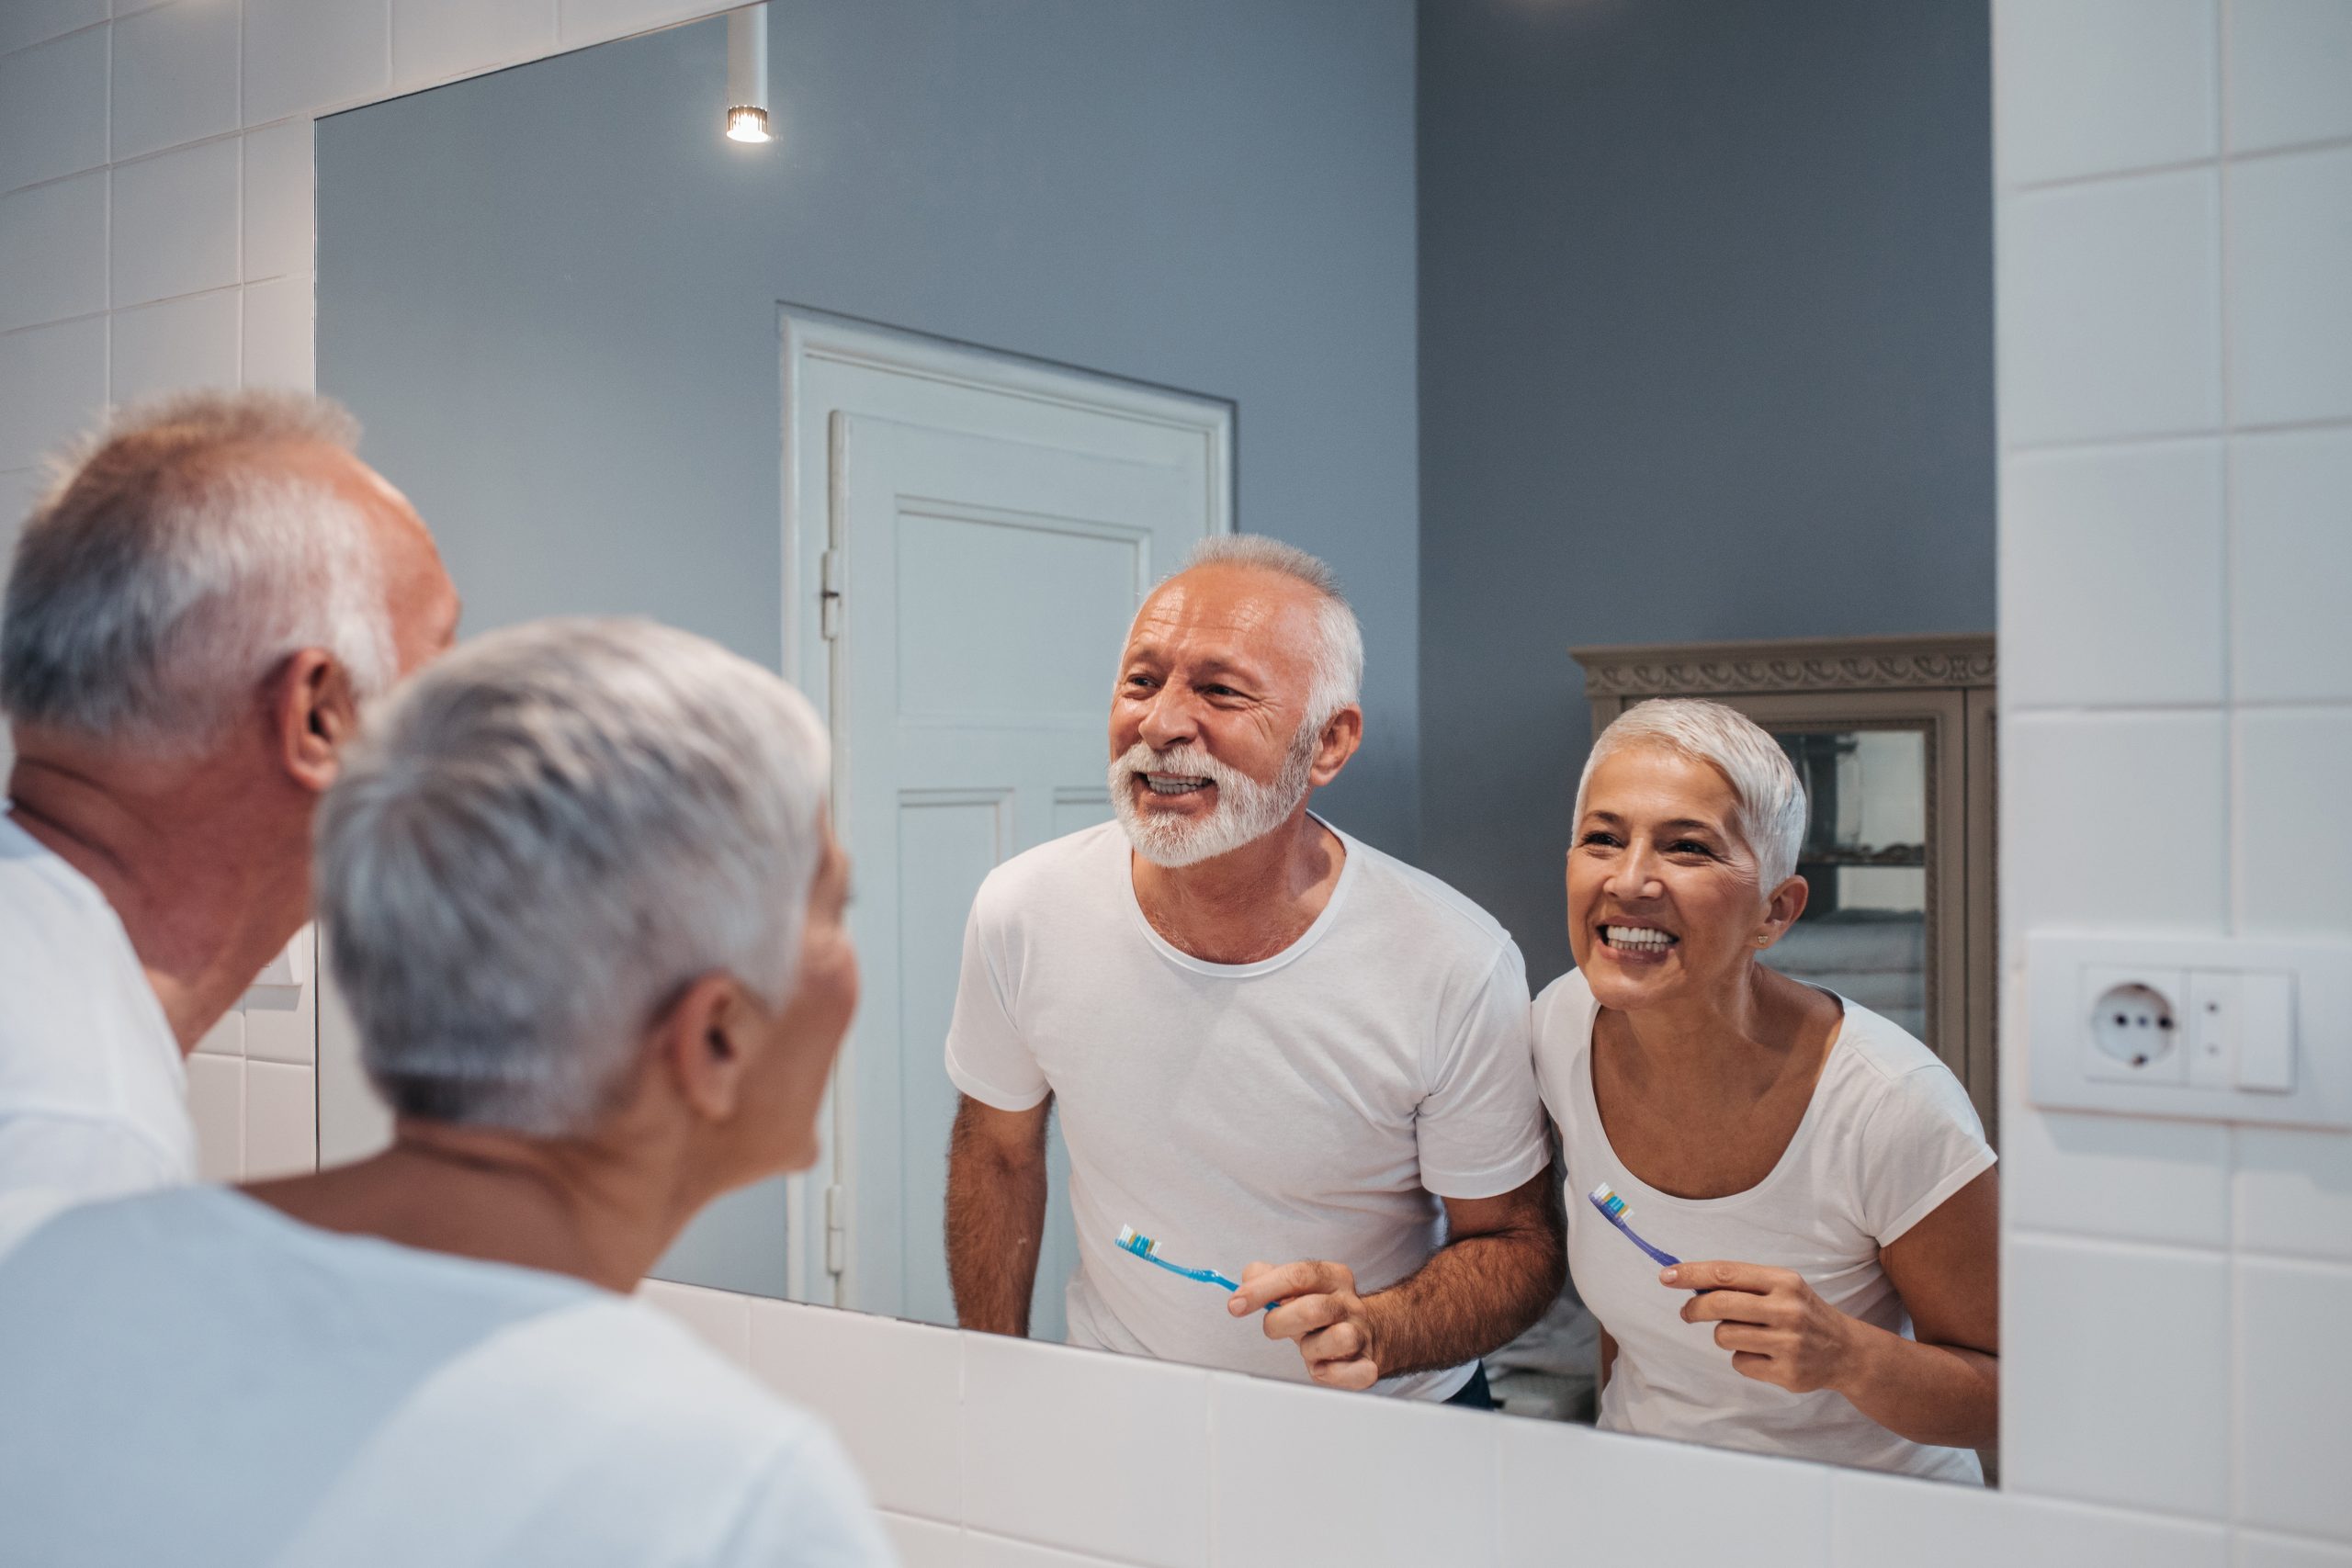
[[1533, 698, 1996, 1482]]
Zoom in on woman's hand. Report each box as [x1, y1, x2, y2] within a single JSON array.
[[1664, 1260, 1862, 1395]]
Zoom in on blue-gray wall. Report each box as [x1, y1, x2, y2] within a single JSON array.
[[318, 1, 1418, 1293], [1416, 0, 1996, 987]]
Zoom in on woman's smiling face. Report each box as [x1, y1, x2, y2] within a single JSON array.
[[1567, 743, 1804, 1013]]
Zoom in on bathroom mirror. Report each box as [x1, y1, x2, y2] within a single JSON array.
[[315, 0, 1996, 1484]]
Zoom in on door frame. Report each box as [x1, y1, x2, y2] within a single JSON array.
[[778, 307, 1235, 1304]]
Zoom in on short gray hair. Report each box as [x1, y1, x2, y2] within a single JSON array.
[[1, 389, 395, 750], [1574, 697, 1810, 891], [317, 617, 831, 1138], [1177, 535, 1364, 728]]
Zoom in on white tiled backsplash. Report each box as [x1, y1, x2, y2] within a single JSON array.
[[5, 0, 2347, 1562]]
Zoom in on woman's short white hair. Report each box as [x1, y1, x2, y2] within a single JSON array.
[[1574, 697, 1810, 891], [0, 389, 396, 750], [316, 616, 831, 1139], [1177, 534, 1363, 729]]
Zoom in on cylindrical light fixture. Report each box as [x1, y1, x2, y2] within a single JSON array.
[[725, 5, 771, 143]]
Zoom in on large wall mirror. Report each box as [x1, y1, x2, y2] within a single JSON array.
[[314, 0, 1999, 1493]]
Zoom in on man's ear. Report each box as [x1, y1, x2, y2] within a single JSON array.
[[1307, 704, 1364, 789], [660, 972, 757, 1124], [272, 649, 360, 795]]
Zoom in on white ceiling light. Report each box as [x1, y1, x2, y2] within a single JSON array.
[[726, 5, 771, 144]]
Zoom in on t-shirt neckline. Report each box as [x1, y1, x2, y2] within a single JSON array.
[[1119, 811, 1361, 978], [1574, 976, 1849, 1213]]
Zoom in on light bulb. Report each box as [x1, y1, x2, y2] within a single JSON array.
[[726, 106, 770, 143]]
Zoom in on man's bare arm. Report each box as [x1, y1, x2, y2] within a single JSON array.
[[944, 1093, 1051, 1337], [1233, 1166, 1565, 1388]]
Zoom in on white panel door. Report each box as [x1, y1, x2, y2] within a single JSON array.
[[787, 316, 1228, 1335]]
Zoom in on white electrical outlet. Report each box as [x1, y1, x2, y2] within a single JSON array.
[[2082, 965, 2187, 1083], [2030, 932, 2348, 1127]]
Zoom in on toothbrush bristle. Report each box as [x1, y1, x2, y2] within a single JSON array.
[[1114, 1224, 1154, 1256], [1588, 1183, 1631, 1220]]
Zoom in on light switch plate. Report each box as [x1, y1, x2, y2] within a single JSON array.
[[2029, 932, 2351, 1127]]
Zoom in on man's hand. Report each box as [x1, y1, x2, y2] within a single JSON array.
[[1230, 1259, 1384, 1390], [1667, 1260, 1861, 1395]]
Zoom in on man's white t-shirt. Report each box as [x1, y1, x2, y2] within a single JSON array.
[[0, 1187, 894, 1567], [1533, 967, 1996, 1482], [0, 811, 193, 1250], [945, 818, 1550, 1400]]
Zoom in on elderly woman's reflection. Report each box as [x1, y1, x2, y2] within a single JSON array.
[[1534, 699, 1996, 1482]]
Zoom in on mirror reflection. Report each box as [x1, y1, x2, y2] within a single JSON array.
[[304, 0, 1999, 1490]]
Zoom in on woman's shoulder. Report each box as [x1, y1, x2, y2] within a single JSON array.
[[1532, 967, 1598, 1041], [1823, 999, 1986, 1141]]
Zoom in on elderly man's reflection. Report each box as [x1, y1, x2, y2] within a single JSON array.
[[944, 536, 1562, 1402], [1536, 699, 1997, 1479]]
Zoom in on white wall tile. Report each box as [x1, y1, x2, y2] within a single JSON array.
[[110, 0, 241, 163], [883, 1514, 967, 1568], [557, 0, 724, 50], [2003, 1108, 2231, 1247], [2237, 1128, 2352, 1264], [1216, 1371, 1496, 1568], [963, 1530, 1136, 1568], [751, 1300, 961, 1522], [2239, 1257, 2352, 1540], [1832, 1468, 2226, 1568], [2000, 171, 2222, 447], [243, 0, 388, 125], [192, 1010, 244, 1059], [243, 1059, 316, 1179], [2240, 1532, 2352, 1568], [2226, 0, 2352, 154], [2232, 428, 2352, 705], [111, 139, 240, 307], [965, 1335, 1206, 1568], [243, 120, 314, 281], [242, 275, 314, 389], [0, 0, 106, 57], [0, 24, 109, 195], [392, 0, 557, 91], [242, 987, 314, 1064], [109, 289, 240, 403], [2226, 144, 2352, 427], [1994, 0, 2218, 187], [638, 1278, 752, 1365], [2001, 440, 2225, 707], [185, 1053, 243, 1182], [0, 315, 107, 471], [1498, 1416, 1828, 1568], [2236, 707, 2352, 939], [0, 169, 108, 332], [2005, 1235, 2228, 1516], [2002, 711, 2228, 931]]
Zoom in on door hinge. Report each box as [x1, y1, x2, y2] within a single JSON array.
[[819, 548, 843, 641], [822, 1182, 847, 1278]]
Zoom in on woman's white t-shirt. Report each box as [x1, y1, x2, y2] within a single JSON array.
[[1532, 968, 1995, 1483]]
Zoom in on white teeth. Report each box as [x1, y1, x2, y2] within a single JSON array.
[[1605, 925, 1675, 949], [1144, 775, 1210, 795]]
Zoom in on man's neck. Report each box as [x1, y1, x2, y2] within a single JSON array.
[[1130, 807, 1346, 965], [7, 744, 307, 1053]]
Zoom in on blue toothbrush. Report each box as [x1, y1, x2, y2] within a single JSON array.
[[1114, 1224, 1273, 1312], [1587, 1182, 1681, 1269]]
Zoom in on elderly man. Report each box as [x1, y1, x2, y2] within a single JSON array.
[[0, 391, 456, 1235], [0, 618, 889, 1566], [944, 536, 1562, 1402]]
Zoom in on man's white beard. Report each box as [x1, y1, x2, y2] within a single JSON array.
[[1109, 725, 1318, 869]]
